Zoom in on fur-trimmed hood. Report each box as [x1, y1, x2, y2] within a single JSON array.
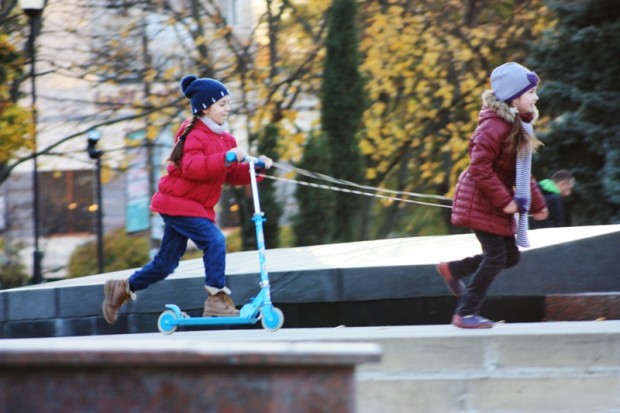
[[481, 89, 539, 124]]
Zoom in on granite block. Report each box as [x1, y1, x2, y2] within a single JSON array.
[[58, 285, 102, 317], [266, 302, 340, 328], [7, 288, 57, 320], [341, 266, 418, 301], [258, 269, 344, 303], [0, 339, 380, 413], [480, 296, 545, 323], [420, 296, 459, 324], [54, 317, 95, 337], [131, 278, 205, 313], [5, 319, 57, 338], [343, 299, 425, 326], [495, 230, 620, 295], [94, 313, 131, 335], [545, 293, 620, 321]]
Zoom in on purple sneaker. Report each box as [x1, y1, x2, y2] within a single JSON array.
[[436, 262, 466, 297], [452, 314, 494, 329]]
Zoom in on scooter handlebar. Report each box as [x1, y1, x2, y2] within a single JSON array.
[[225, 151, 237, 163], [226, 152, 266, 169]]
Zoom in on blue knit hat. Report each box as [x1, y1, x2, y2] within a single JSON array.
[[180, 75, 230, 114], [490, 62, 539, 103]]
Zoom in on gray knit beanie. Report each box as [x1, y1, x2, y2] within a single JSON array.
[[181, 75, 230, 115], [490, 62, 539, 103]]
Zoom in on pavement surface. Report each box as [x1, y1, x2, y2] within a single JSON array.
[[3, 319, 619, 346]]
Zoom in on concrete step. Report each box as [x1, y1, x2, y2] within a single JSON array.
[[352, 321, 620, 413], [3, 321, 619, 412]]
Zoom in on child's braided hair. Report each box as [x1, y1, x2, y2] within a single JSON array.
[[168, 114, 200, 167]]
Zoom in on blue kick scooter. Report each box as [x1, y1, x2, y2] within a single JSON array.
[[157, 154, 284, 334]]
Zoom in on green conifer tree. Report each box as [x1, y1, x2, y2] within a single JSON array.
[[321, 0, 365, 242], [292, 132, 336, 246], [530, 0, 620, 224]]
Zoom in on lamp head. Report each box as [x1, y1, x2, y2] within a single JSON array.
[[87, 129, 102, 142], [18, 0, 46, 11], [86, 130, 103, 159]]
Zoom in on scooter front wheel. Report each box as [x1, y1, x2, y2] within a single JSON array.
[[261, 307, 284, 332], [158, 310, 178, 335]]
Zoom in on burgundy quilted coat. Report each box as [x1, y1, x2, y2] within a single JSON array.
[[451, 91, 546, 236], [151, 118, 261, 222]]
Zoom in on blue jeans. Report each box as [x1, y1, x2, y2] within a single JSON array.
[[128, 214, 226, 291], [449, 230, 520, 316]]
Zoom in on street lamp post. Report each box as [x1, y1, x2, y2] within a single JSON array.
[[19, 0, 46, 284], [87, 130, 105, 274]]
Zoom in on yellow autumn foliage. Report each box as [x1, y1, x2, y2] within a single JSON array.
[[358, 0, 551, 204], [0, 35, 30, 163]]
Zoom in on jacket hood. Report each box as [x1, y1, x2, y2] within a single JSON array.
[[539, 178, 561, 194], [481, 89, 539, 124]]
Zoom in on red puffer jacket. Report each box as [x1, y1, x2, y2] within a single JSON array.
[[451, 91, 546, 236], [151, 118, 260, 222]]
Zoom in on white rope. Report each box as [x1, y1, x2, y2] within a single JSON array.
[[260, 162, 453, 209], [271, 161, 450, 202]]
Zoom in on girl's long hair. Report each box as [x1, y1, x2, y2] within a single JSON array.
[[505, 116, 543, 156], [168, 115, 199, 167]]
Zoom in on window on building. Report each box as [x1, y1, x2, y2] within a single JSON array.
[[220, 0, 239, 26], [39, 170, 97, 236]]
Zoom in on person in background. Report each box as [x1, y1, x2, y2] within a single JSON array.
[[102, 75, 272, 325], [435, 62, 549, 329], [530, 169, 575, 229]]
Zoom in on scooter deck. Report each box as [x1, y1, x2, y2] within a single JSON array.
[[161, 304, 260, 326]]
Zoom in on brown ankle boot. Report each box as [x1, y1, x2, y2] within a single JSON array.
[[102, 279, 136, 324], [203, 290, 240, 317]]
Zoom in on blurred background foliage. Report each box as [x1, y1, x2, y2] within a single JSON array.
[[529, 0, 620, 224], [0, 0, 618, 283]]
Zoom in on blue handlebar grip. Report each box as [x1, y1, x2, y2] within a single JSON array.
[[225, 152, 237, 163], [255, 161, 266, 169]]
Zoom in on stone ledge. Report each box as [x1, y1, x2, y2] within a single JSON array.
[[0, 339, 380, 413], [3, 226, 620, 338]]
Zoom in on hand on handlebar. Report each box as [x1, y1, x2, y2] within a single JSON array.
[[225, 150, 272, 170], [257, 155, 273, 169], [225, 148, 245, 165]]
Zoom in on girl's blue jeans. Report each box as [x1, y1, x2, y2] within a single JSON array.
[[128, 214, 226, 291], [449, 230, 520, 316]]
